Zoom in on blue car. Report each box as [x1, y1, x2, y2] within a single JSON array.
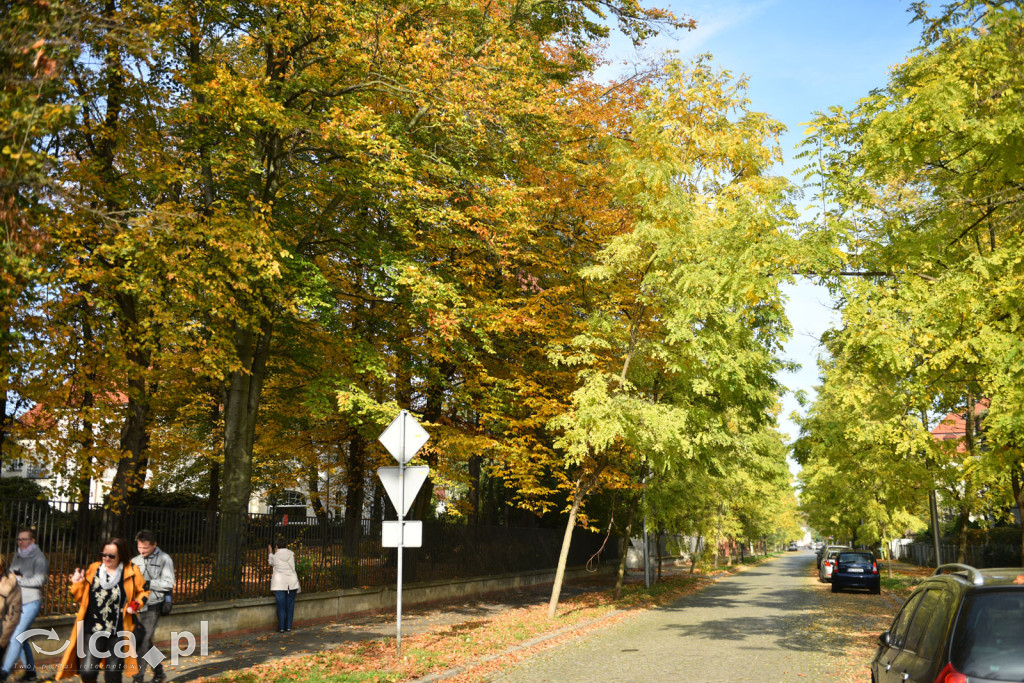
[[831, 551, 880, 593]]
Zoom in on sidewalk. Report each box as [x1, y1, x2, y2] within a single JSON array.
[[113, 576, 617, 682], [29, 562, 726, 682]]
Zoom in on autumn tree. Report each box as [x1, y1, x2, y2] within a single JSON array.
[[0, 0, 78, 467], [545, 56, 797, 616]]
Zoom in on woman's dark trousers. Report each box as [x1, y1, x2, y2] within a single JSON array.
[[79, 632, 125, 683]]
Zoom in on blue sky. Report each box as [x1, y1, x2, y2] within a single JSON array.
[[602, 1, 924, 455]]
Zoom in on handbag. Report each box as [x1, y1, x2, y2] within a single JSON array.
[[160, 591, 173, 616]]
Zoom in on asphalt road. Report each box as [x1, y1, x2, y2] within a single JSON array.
[[491, 552, 879, 682]]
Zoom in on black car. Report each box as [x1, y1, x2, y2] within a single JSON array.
[[872, 563, 1024, 682], [831, 551, 880, 594]]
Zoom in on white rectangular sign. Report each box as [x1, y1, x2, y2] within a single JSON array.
[[381, 520, 423, 548]]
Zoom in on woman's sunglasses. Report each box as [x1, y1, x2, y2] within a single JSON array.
[[100, 553, 118, 560]]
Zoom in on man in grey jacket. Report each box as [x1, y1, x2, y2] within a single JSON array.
[[2, 526, 47, 682], [131, 530, 175, 683]]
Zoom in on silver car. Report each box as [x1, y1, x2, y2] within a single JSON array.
[[819, 546, 851, 582]]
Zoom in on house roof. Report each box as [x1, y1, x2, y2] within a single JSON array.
[[15, 391, 129, 433], [17, 403, 57, 431], [930, 399, 989, 450]]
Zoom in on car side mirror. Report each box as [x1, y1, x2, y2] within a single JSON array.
[[878, 631, 891, 647]]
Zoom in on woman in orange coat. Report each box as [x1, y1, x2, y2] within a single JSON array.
[[57, 538, 149, 682]]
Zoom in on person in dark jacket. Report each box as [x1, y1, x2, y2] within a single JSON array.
[[3, 526, 46, 681]]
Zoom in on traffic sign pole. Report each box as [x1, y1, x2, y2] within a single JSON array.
[[377, 410, 430, 659], [396, 416, 405, 657]]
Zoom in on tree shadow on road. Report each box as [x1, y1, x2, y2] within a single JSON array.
[[655, 572, 892, 658]]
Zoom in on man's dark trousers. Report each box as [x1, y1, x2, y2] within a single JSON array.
[[133, 609, 166, 682]]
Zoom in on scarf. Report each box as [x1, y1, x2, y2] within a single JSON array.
[[17, 543, 37, 558], [97, 563, 124, 590]]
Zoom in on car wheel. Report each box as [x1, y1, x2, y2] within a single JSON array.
[[871, 585, 881, 595], [831, 582, 839, 593]]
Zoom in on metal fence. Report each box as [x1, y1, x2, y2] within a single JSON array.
[[0, 498, 617, 616], [892, 541, 1022, 569]]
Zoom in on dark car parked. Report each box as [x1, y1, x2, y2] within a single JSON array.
[[831, 551, 880, 594], [872, 563, 1024, 683]]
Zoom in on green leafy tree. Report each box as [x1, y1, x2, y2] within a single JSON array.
[[800, 2, 1024, 560], [545, 57, 796, 616]]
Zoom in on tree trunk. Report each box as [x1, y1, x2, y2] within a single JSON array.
[[1012, 466, 1024, 567], [342, 435, 367, 559], [656, 524, 664, 582], [221, 320, 273, 513], [956, 395, 979, 564], [77, 312, 100, 554], [714, 505, 724, 569], [107, 285, 156, 510], [207, 460, 220, 511], [881, 523, 893, 579], [547, 475, 588, 618], [306, 464, 332, 553], [614, 496, 636, 599], [410, 364, 453, 521], [955, 508, 968, 563], [207, 386, 223, 513], [215, 319, 273, 594], [109, 385, 150, 509], [0, 385, 12, 471], [371, 478, 384, 532], [930, 488, 943, 567], [308, 465, 329, 521], [468, 453, 481, 525], [205, 460, 220, 566]]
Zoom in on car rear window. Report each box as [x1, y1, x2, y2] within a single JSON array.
[[837, 552, 872, 563], [952, 589, 1024, 681]]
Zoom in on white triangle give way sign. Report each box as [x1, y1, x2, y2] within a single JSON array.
[[377, 466, 430, 517]]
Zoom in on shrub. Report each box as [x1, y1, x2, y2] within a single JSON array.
[[0, 478, 47, 500]]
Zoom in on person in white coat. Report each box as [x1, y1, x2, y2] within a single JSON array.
[[268, 538, 300, 632]]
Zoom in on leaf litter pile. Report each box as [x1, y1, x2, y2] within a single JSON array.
[[804, 560, 925, 682]]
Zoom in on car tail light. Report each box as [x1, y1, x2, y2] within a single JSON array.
[[872, 561, 878, 574], [934, 662, 967, 683]]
